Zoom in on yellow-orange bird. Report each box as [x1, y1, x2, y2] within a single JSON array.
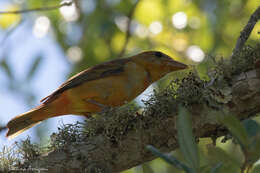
[[6, 51, 187, 138]]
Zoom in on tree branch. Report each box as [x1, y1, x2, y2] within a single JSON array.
[[5, 3, 260, 173], [232, 6, 260, 56], [16, 43, 260, 172], [21, 67, 260, 173], [118, 0, 141, 57], [0, 1, 72, 15]]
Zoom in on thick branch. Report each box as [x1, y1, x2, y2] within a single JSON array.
[[24, 68, 260, 173], [8, 4, 260, 173]]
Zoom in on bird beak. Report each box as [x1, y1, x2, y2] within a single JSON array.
[[166, 59, 188, 70]]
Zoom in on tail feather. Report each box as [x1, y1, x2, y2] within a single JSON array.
[[6, 106, 46, 139]]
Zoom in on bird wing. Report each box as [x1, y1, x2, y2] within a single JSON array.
[[41, 58, 130, 104]]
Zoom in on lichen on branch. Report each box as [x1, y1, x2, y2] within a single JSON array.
[[2, 44, 259, 173]]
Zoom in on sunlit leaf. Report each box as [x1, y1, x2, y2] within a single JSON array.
[[0, 6, 21, 29], [207, 145, 241, 167], [219, 115, 250, 148], [196, 56, 215, 81], [142, 163, 154, 173], [177, 106, 199, 172], [135, 0, 163, 25], [196, 61, 210, 81], [250, 164, 260, 173]]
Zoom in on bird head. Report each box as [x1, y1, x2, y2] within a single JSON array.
[[132, 51, 188, 82]]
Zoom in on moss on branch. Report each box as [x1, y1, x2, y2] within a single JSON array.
[[1, 44, 260, 173]]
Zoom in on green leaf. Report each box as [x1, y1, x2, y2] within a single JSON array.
[[142, 163, 154, 173], [196, 61, 210, 81], [219, 115, 250, 148], [247, 136, 260, 165], [242, 120, 260, 165], [250, 164, 260, 173], [196, 57, 215, 81], [199, 164, 212, 173], [207, 145, 241, 167], [210, 163, 222, 173], [177, 106, 200, 172], [242, 119, 260, 138], [146, 145, 193, 173], [26, 56, 43, 81]]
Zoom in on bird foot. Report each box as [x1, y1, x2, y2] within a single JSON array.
[[84, 99, 112, 114]]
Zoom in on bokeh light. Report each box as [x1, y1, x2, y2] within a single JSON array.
[[67, 46, 83, 63], [114, 16, 128, 32], [33, 16, 50, 38], [189, 16, 201, 29], [135, 24, 148, 38], [186, 45, 205, 62], [60, 1, 79, 22], [172, 11, 188, 29], [149, 21, 162, 35]]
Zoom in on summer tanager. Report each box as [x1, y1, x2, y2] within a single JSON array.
[[6, 51, 187, 138]]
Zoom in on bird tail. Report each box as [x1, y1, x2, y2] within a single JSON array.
[[6, 105, 48, 139]]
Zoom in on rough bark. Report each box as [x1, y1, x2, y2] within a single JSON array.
[[25, 67, 260, 173], [9, 5, 260, 173]]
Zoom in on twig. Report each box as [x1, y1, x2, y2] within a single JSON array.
[[118, 0, 141, 57], [0, 1, 72, 15], [232, 6, 260, 56]]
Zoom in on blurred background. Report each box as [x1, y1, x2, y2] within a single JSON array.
[[0, 0, 259, 172]]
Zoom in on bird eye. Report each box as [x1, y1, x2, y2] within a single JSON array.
[[154, 51, 163, 58]]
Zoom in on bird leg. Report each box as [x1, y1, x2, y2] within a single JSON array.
[[84, 99, 112, 113]]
